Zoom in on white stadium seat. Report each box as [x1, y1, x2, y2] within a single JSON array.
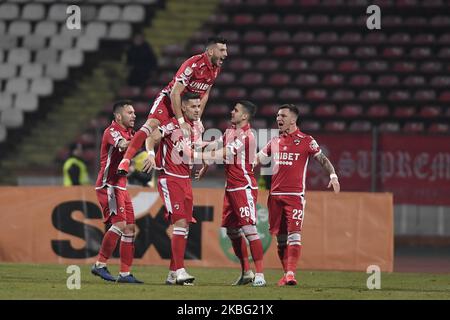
[[48, 4, 69, 22], [98, 5, 122, 22], [0, 21, 5, 34], [0, 124, 7, 143], [8, 21, 32, 37], [22, 3, 46, 21], [34, 0, 59, 3], [23, 35, 47, 50], [79, 6, 98, 22], [35, 49, 59, 64], [0, 64, 17, 79], [86, 22, 108, 38], [59, 25, 83, 39], [0, 4, 20, 21], [6, 77, 29, 94], [0, 50, 4, 63], [45, 63, 68, 80], [50, 35, 73, 50], [60, 49, 83, 67], [35, 21, 59, 37], [76, 35, 99, 52], [0, 93, 14, 110], [30, 77, 53, 96], [0, 36, 18, 50], [15, 93, 39, 112], [7, 48, 31, 65], [20, 64, 44, 79], [122, 5, 145, 23], [108, 22, 131, 40], [0, 108, 24, 129]]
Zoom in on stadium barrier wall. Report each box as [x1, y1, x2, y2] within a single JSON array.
[[0, 187, 393, 272]]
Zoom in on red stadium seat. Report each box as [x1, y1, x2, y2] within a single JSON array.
[[204, 103, 229, 116], [325, 121, 346, 131], [220, 30, 239, 42], [323, 74, 345, 86], [233, 14, 254, 25], [332, 89, 355, 101], [239, 72, 264, 85], [413, 33, 435, 45], [340, 105, 363, 117], [349, 121, 372, 132], [382, 47, 404, 57], [403, 122, 424, 133], [261, 104, 278, 116], [315, 104, 336, 116], [403, 75, 425, 86], [410, 47, 431, 58], [311, 59, 335, 71], [341, 33, 362, 43], [250, 88, 275, 100], [420, 106, 441, 118], [225, 88, 247, 100], [300, 45, 322, 56], [245, 45, 268, 55], [438, 33, 450, 44], [143, 86, 160, 99], [278, 88, 301, 99], [359, 90, 381, 101], [376, 75, 400, 86], [439, 91, 450, 102], [431, 76, 450, 87], [367, 105, 390, 117], [252, 118, 268, 129], [133, 102, 148, 115], [438, 47, 450, 58], [284, 14, 305, 26], [300, 120, 321, 131], [257, 14, 280, 27], [273, 45, 295, 56], [307, 15, 329, 26], [332, 15, 353, 26], [295, 74, 318, 85], [292, 31, 314, 43], [327, 46, 350, 57], [268, 73, 290, 86], [317, 32, 338, 43], [365, 33, 387, 44], [307, 89, 328, 100], [414, 90, 436, 101], [428, 123, 449, 134], [285, 59, 308, 71], [379, 122, 400, 132], [256, 59, 279, 71], [393, 106, 416, 117], [383, 15, 403, 26], [118, 86, 140, 98], [349, 75, 372, 86], [388, 90, 411, 101], [420, 61, 441, 73], [393, 61, 416, 72], [268, 31, 290, 43], [229, 58, 252, 71], [338, 60, 360, 72], [297, 104, 311, 116], [366, 60, 389, 72], [389, 33, 411, 44], [215, 72, 235, 84], [243, 31, 266, 44]]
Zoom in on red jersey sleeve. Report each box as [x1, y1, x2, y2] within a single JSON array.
[[307, 136, 322, 157], [174, 56, 199, 87], [106, 127, 125, 148]]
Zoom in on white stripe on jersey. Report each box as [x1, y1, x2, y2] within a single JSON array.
[[245, 188, 256, 224], [107, 186, 117, 215], [240, 142, 253, 187], [149, 93, 165, 115], [159, 178, 173, 213], [302, 157, 309, 195], [102, 146, 114, 187]]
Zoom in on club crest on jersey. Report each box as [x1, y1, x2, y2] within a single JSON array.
[[174, 204, 180, 210], [310, 139, 320, 152], [119, 207, 124, 213], [294, 139, 301, 145], [158, 109, 163, 114], [283, 146, 288, 151]]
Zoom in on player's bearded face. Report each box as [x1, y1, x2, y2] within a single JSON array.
[[210, 43, 227, 67], [121, 105, 136, 128]]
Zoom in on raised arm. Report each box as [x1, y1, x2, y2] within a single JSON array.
[[314, 153, 340, 193]]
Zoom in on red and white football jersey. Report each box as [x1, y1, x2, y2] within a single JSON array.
[[155, 117, 198, 178], [260, 128, 321, 195], [161, 53, 221, 99], [95, 121, 134, 190], [221, 123, 257, 191]]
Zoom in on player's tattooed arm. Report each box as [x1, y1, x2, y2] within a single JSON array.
[[314, 153, 335, 175], [117, 139, 130, 152], [315, 153, 340, 193]]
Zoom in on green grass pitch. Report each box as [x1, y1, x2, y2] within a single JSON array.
[[0, 263, 449, 300]]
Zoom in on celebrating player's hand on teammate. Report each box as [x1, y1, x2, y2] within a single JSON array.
[[142, 154, 156, 173], [328, 176, 340, 194], [194, 164, 209, 180]]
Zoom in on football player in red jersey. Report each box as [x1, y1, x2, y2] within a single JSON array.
[[142, 92, 205, 285], [197, 101, 266, 287], [91, 100, 143, 284], [257, 104, 340, 286], [117, 37, 227, 175]]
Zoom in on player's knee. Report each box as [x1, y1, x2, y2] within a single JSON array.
[[287, 232, 301, 246], [109, 224, 124, 236], [124, 224, 135, 234], [242, 225, 259, 242], [277, 234, 287, 247], [226, 228, 242, 240], [174, 218, 188, 228]]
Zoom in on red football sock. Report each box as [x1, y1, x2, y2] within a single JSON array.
[[119, 233, 134, 273], [277, 244, 288, 272], [172, 227, 187, 270], [287, 244, 302, 274], [248, 239, 264, 273], [98, 228, 121, 263], [230, 236, 250, 272], [123, 129, 148, 161]]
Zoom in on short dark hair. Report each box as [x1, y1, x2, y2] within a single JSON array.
[[206, 36, 227, 48], [278, 104, 299, 118], [69, 142, 81, 154], [237, 100, 257, 119], [112, 100, 133, 114], [181, 92, 201, 102]]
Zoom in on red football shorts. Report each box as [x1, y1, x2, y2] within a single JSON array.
[[148, 93, 173, 123], [267, 194, 305, 235], [96, 186, 135, 225], [157, 175, 193, 224], [222, 188, 258, 228]]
